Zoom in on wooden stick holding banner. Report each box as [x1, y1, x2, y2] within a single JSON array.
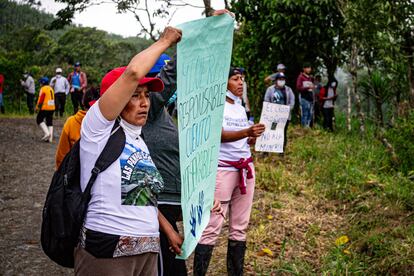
[[255, 102, 290, 153]]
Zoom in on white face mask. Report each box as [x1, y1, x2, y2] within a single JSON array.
[[119, 118, 142, 140], [226, 90, 241, 104], [277, 80, 286, 87], [331, 82, 337, 88]]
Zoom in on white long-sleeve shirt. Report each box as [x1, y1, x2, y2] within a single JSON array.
[[50, 75, 70, 95]]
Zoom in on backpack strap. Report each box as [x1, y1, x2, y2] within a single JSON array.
[[82, 119, 126, 200]]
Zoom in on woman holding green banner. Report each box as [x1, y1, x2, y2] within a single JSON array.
[[194, 67, 265, 276]]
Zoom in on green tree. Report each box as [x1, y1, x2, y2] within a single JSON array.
[[0, 0, 53, 34], [57, 27, 110, 67], [338, 0, 413, 132], [231, 0, 345, 118], [0, 0, 154, 111]]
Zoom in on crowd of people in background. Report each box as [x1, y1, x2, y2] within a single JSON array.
[[1, 62, 91, 142], [223, 61, 340, 146], [0, 62, 89, 118], [261, 62, 338, 134], [0, 59, 339, 145]]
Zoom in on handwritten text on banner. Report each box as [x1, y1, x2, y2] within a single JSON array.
[[177, 14, 234, 259]]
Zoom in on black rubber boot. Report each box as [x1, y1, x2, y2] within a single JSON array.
[[193, 244, 214, 276], [227, 240, 246, 276], [0, 106, 4, 114]]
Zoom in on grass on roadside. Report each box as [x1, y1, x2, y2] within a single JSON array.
[[234, 119, 414, 275]]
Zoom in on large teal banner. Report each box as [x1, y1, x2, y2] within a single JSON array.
[[177, 14, 234, 259]]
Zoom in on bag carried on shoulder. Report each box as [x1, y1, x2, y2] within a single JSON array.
[[41, 120, 125, 268]]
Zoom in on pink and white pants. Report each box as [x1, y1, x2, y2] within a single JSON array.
[[198, 164, 255, 245]]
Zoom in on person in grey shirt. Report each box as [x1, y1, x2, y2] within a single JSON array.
[[264, 72, 295, 152], [50, 68, 70, 117], [20, 72, 35, 114]]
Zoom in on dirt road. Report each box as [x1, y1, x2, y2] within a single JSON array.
[[0, 118, 71, 275]]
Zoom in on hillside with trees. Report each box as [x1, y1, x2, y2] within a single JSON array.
[[0, 0, 152, 110]]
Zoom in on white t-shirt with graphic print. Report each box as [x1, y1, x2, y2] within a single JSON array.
[[218, 101, 251, 171], [80, 102, 163, 237]]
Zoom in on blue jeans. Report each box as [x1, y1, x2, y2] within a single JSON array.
[[300, 98, 313, 127]]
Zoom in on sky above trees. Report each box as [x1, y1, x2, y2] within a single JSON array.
[[38, 0, 226, 37]]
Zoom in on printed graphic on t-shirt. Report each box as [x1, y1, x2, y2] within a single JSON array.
[[120, 142, 164, 206], [272, 89, 286, 105], [223, 116, 248, 128]]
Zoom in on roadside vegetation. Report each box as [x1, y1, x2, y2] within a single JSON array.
[[208, 114, 414, 275]]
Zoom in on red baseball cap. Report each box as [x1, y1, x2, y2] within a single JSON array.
[[100, 66, 164, 96]]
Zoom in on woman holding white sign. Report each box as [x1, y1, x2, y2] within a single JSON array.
[[193, 67, 265, 276]]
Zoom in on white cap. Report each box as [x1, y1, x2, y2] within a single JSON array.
[[277, 63, 286, 70], [56, 68, 63, 73]]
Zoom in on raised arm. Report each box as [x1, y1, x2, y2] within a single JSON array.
[[264, 73, 276, 84], [98, 27, 181, 121], [147, 54, 177, 120]]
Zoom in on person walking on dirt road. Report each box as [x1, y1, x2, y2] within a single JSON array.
[[20, 72, 35, 114], [35, 77, 55, 142], [67, 62, 87, 114], [50, 68, 70, 117]]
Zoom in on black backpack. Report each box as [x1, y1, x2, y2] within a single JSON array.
[[41, 121, 125, 268]]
